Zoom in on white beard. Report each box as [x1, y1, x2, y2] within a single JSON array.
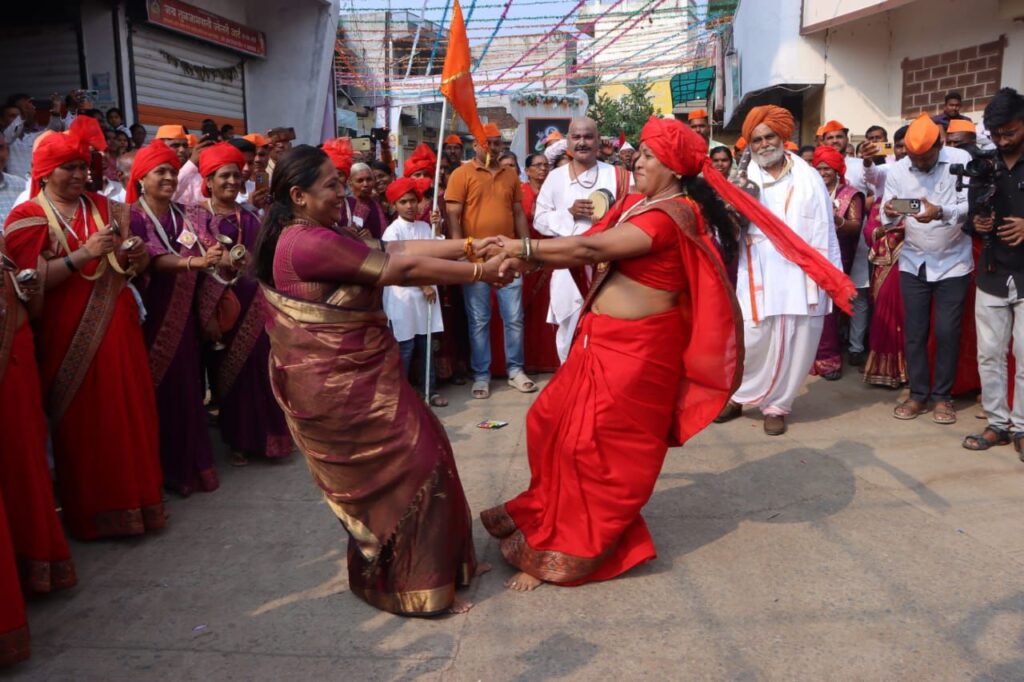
[[754, 145, 785, 169]]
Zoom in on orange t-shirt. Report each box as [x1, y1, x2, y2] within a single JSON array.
[[444, 162, 522, 238]]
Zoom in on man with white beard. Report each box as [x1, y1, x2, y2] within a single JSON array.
[[533, 117, 630, 362], [715, 106, 842, 435]]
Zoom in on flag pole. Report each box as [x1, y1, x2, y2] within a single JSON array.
[[423, 97, 448, 403]]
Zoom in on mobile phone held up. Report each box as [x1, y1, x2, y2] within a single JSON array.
[[890, 198, 922, 215]]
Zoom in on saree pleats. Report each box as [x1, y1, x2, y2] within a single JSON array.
[[0, 489, 29, 668], [263, 288, 476, 615]]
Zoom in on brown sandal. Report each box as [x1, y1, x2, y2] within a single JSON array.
[[893, 398, 927, 420], [933, 400, 957, 425]]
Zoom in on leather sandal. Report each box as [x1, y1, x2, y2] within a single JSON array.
[[1014, 433, 1024, 462], [893, 398, 927, 420], [962, 426, 1010, 451], [933, 400, 957, 425], [714, 401, 742, 424]]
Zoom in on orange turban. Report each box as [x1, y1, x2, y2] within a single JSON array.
[[818, 120, 847, 136], [243, 133, 271, 147], [483, 122, 501, 138], [198, 142, 246, 197], [444, 134, 463, 146], [403, 143, 437, 178], [947, 119, 976, 134], [741, 105, 795, 145], [687, 109, 709, 121], [156, 124, 187, 140], [636, 116, 855, 315], [322, 137, 354, 176], [812, 145, 846, 181], [904, 113, 941, 155], [186, 134, 199, 148], [784, 141, 799, 151], [126, 140, 181, 205], [385, 176, 426, 205], [734, 137, 747, 151], [30, 116, 108, 197]]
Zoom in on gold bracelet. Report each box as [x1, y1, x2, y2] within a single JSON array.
[[464, 237, 476, 262], [185, 256, 192, 272], [472, 262, 483, 282]]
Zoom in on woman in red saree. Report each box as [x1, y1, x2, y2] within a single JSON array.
[[128, 141, 225, 495], [190, 142, 292, 466], [0, 236, 76, 594], [521, 153, 560, 373], [4, 120, 166, 541], [811, 145, 865, 380], [482, 117, 854, 591], [254, 146, 513, 615], [0, 486, 29, 668], [863, 201, 908, 387]]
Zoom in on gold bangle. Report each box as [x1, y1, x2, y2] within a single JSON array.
[[185, 256, 192, 272], [472, 262, 483, 282], [464, 236, 476, 262]]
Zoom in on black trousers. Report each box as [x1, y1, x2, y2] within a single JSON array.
[[900, 268, 970, 403]]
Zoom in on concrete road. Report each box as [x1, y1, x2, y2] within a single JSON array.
[[11, 372, 1024, 680]]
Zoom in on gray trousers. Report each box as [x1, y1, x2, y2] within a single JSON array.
[[976, 283, 1024, 433], [848, 287, 870, 353]]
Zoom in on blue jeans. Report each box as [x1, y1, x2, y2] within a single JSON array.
[[462, 278, 524, 382], [398, 334, 435, 396]]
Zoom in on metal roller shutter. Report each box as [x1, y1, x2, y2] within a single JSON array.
[[0, 23, 81, 100], [131, 25, 246, 136]]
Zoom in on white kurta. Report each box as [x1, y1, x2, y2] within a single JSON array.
[[533, 161, 621, 362], [732, 153, 840, 415], [381, 218, 443, 343]]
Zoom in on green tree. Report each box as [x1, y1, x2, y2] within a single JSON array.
[[587, 80, 655, 141]]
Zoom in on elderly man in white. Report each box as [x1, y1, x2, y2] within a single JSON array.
[[532, 117, 630, 362], [716, 105, 842, 436]]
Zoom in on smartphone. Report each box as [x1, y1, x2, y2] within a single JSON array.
[[875, 142, 894, 156], [254, 171, 269, 193], [891, 198, 922, 215], [352, 137, 372, 152]]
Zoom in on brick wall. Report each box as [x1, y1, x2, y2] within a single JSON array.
[[478, 106, 519, 131], [900, 35, 1006, 118]]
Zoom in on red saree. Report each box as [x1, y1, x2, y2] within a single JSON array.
[[863, 205, 907, 388], [264, 223, 477, 615], [4, 194, 166, 540], [0, 487, 29, 668], [481, 196, 742, 584], [0, 249, 76, 592]]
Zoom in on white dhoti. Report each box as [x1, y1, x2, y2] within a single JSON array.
[[731, 315, 825, 415]]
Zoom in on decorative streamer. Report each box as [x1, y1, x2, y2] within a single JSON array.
[[472, 0, 514, 70], [424, 0, 452, 76]]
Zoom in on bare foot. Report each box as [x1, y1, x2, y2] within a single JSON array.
[[447, 596, 475, 614], [475, 562, 493, 577], [504, 571, 543, 592]]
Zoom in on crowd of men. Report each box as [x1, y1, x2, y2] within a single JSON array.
[[0, 80, 1022, 666]]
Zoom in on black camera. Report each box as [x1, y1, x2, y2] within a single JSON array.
[[950, 150, 1002, 218]]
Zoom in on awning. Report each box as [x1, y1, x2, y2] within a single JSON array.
[[670, 67, 715, 107]]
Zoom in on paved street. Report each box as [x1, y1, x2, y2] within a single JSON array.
[[10, 371, 1024, 680]]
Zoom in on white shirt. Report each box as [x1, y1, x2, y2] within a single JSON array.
[[533, 160, 621, 336], [738, 152, 842, 319], [0, 172, 27, 229], [381, 217, 443, 342], [882, 146, 972, 282]]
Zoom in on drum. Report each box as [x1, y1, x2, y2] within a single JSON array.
[[588, 188, 615, 220]]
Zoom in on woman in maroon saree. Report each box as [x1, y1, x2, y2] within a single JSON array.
[[254, 146, 512, 615], [810, 146, 864, 380], [128, 140, 226, 495], [863, 202, 907, 387], [190, 142, 292, 466]]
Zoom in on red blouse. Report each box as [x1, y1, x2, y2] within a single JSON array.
[[614, 196, 686, 291]]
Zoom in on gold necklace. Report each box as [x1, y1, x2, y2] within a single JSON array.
[[569, 161, 599, 190]]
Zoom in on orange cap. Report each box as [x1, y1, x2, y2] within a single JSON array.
[[687, 109, 708, 121], [904, 113, 941, 154], [155, 125, 187, 140], [784, 141, 799, 151], [734, 136, 747, 151], [243, 133, 271, 147], [482, 122, 501, 138], [947, 118, 976, 134], [543, 130, 563, 145], [818, 120, 847, 136], [444, 134, 463, 146]]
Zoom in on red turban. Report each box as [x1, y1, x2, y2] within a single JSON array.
[[444, 134, 463, 146], [30, 116, 108, 197], [741, 105, 796, 146], [812, 145, 846, 181], [199, 142, 246, 197], [403, 143, 437, 178], [322, 137, 354, 176], [385, 177, 426, 205], [126, 140, 182, 205], [638, 116, 855, 314]]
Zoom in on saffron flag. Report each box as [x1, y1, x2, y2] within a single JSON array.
[[440, 0, 488, 147]]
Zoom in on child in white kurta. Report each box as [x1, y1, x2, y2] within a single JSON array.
[[382, 189, 445, 405]]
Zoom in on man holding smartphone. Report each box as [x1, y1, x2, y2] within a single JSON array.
[[962, 88, 1024, 453], [883, 113, 972, 424]]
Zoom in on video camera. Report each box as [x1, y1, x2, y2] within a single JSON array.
[[950, 150, 1003, 219]]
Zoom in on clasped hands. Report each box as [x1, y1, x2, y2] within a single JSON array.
[[472, 236, 537, 282]]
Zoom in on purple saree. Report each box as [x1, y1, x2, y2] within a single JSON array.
[[131, 203, 218, 495], [812, 184, 864, 377], [190, 205, 292, 459], [264, 222, 477, 615]]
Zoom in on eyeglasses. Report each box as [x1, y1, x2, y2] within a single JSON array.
[[989, 127, 1022, 141]]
